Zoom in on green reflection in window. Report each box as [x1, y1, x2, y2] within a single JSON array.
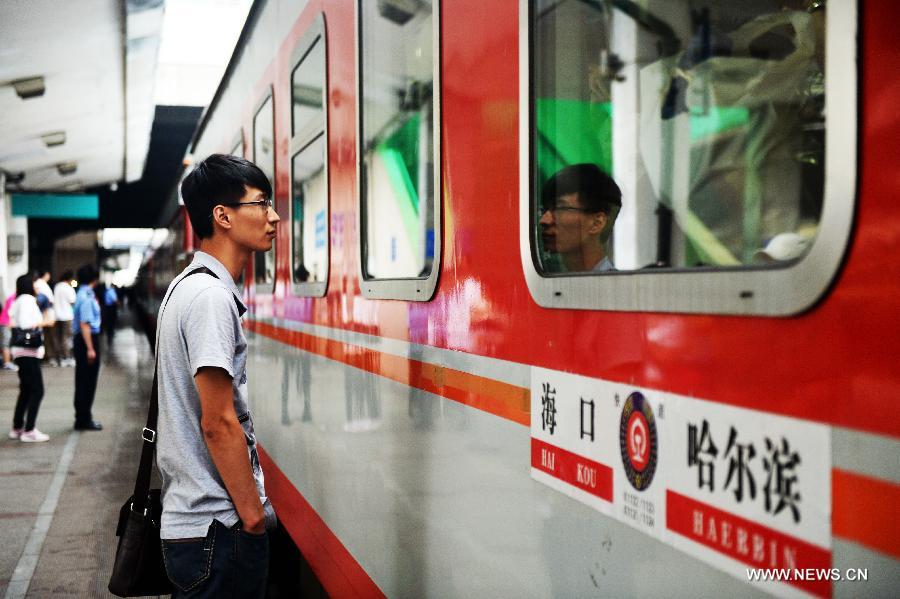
[[690, 106, 749, 141], [375, 115, 422, 251], [535, 99, 613, 188]]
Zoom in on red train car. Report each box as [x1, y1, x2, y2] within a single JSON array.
[[149, 0, 899, 596]]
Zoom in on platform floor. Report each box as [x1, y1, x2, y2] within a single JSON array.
[[0, 311, 158, 598]]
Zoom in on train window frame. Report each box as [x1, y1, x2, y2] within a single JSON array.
[[230, 129, 247, 289], [230, 130, 244, 158], [289, 14, 328, 298], [355, 0, 442, 301], [252, 89, 276, 295], [518, 0, 858, 316]]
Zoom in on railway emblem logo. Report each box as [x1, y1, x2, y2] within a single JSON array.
[[620, 392, 658, 491]]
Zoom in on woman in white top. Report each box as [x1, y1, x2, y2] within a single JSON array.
[[8, 274, 51, 442], [52, 271, 77, 366]]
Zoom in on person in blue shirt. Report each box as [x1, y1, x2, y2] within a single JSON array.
[[72, 264, 103, 431], [103, 284, 119, 347]]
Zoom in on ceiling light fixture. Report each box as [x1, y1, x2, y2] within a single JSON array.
[[57, 161, 77, 176], [10, 76, 46, 99], [1, 170, 26, 189], [41, 131, 66, 147], [377, 0, 422, 25]]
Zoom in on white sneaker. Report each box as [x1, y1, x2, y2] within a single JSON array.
[[8, 428, 23, 440], [63, 358, 76, 367], [2, 362, 18, 372], [20, 429, 50, 443]]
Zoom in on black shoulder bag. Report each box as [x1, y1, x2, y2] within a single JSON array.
[[109, 266, 220, 597], [10, 327, 43, 348]]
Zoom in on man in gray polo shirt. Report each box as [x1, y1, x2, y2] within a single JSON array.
[[157, 154, 279, 598]]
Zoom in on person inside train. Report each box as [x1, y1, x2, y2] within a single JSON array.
[[156, 154, 278, 598], [539, 163, 622, 272]]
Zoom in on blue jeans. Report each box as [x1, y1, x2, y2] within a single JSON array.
[[162, 520, 269, 598]]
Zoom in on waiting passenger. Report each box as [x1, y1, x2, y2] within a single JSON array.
[[52, 271, 77, 367], [8, 274, 52, 442], [0, 292, 16, 371], [539, 163, 622, 272], [157, 154, 279, 598], [72, 264, 103, 431], [33, 270, 58, 364], [103, 283, 119, 347]]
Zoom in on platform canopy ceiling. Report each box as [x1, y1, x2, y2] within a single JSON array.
[[0, 0, 164, 193]]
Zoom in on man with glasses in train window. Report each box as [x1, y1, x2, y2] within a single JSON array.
[[539, 163, 622, 273], [156, 154, 280, 598]]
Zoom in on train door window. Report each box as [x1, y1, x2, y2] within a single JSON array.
[[290, 15, 328, 297], [230, 130, 246, 289], [253, 92, 276, 292], [230, 131, 243, 158], [357, 0, 442, 300], [520, 0, 856, 315]]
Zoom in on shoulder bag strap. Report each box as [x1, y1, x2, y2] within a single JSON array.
[[131, 266, 224, 512]]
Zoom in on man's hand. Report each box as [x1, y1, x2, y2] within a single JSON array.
[[195, 366, 265, 532], [80, 322, 96, 364], [243, 518, 266, 535]]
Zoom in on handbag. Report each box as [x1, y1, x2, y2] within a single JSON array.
[[10, 327, 43, 349], [109, 266, 219, 597]]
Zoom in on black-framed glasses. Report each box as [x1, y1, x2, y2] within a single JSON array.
[[542, 205, 590, 216], [224, 198, 274, 209]]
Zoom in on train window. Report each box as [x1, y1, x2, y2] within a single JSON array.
[[291, 37, 325, 139], [289, 15, 328, 297], [520, 0, 857, 315], [356, 0, 442, 300], [253, 92, 276, 291], [291, 135, 327, 287]]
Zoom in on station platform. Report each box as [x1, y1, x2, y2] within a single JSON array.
[[0, 311, 155, 598]]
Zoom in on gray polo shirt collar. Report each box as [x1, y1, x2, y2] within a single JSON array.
[[592, 256, 616, 272], [189, 251, 247, 317]]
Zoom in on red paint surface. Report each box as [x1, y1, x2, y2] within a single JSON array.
[[167, 0, 900, 570], [531, 438, 614, 502], [832, 468, 900, 559], [667, 490, 832, 598], [233, 0, 900, 442]]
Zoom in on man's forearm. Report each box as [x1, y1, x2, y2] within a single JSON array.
[[203, 418, 265, 529], [80, 322, 93, 352]]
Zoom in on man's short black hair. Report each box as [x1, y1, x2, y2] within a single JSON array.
[[77, 264, 99, 286], [181, 154, 273, 239], [541, 163, 622, 214]]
